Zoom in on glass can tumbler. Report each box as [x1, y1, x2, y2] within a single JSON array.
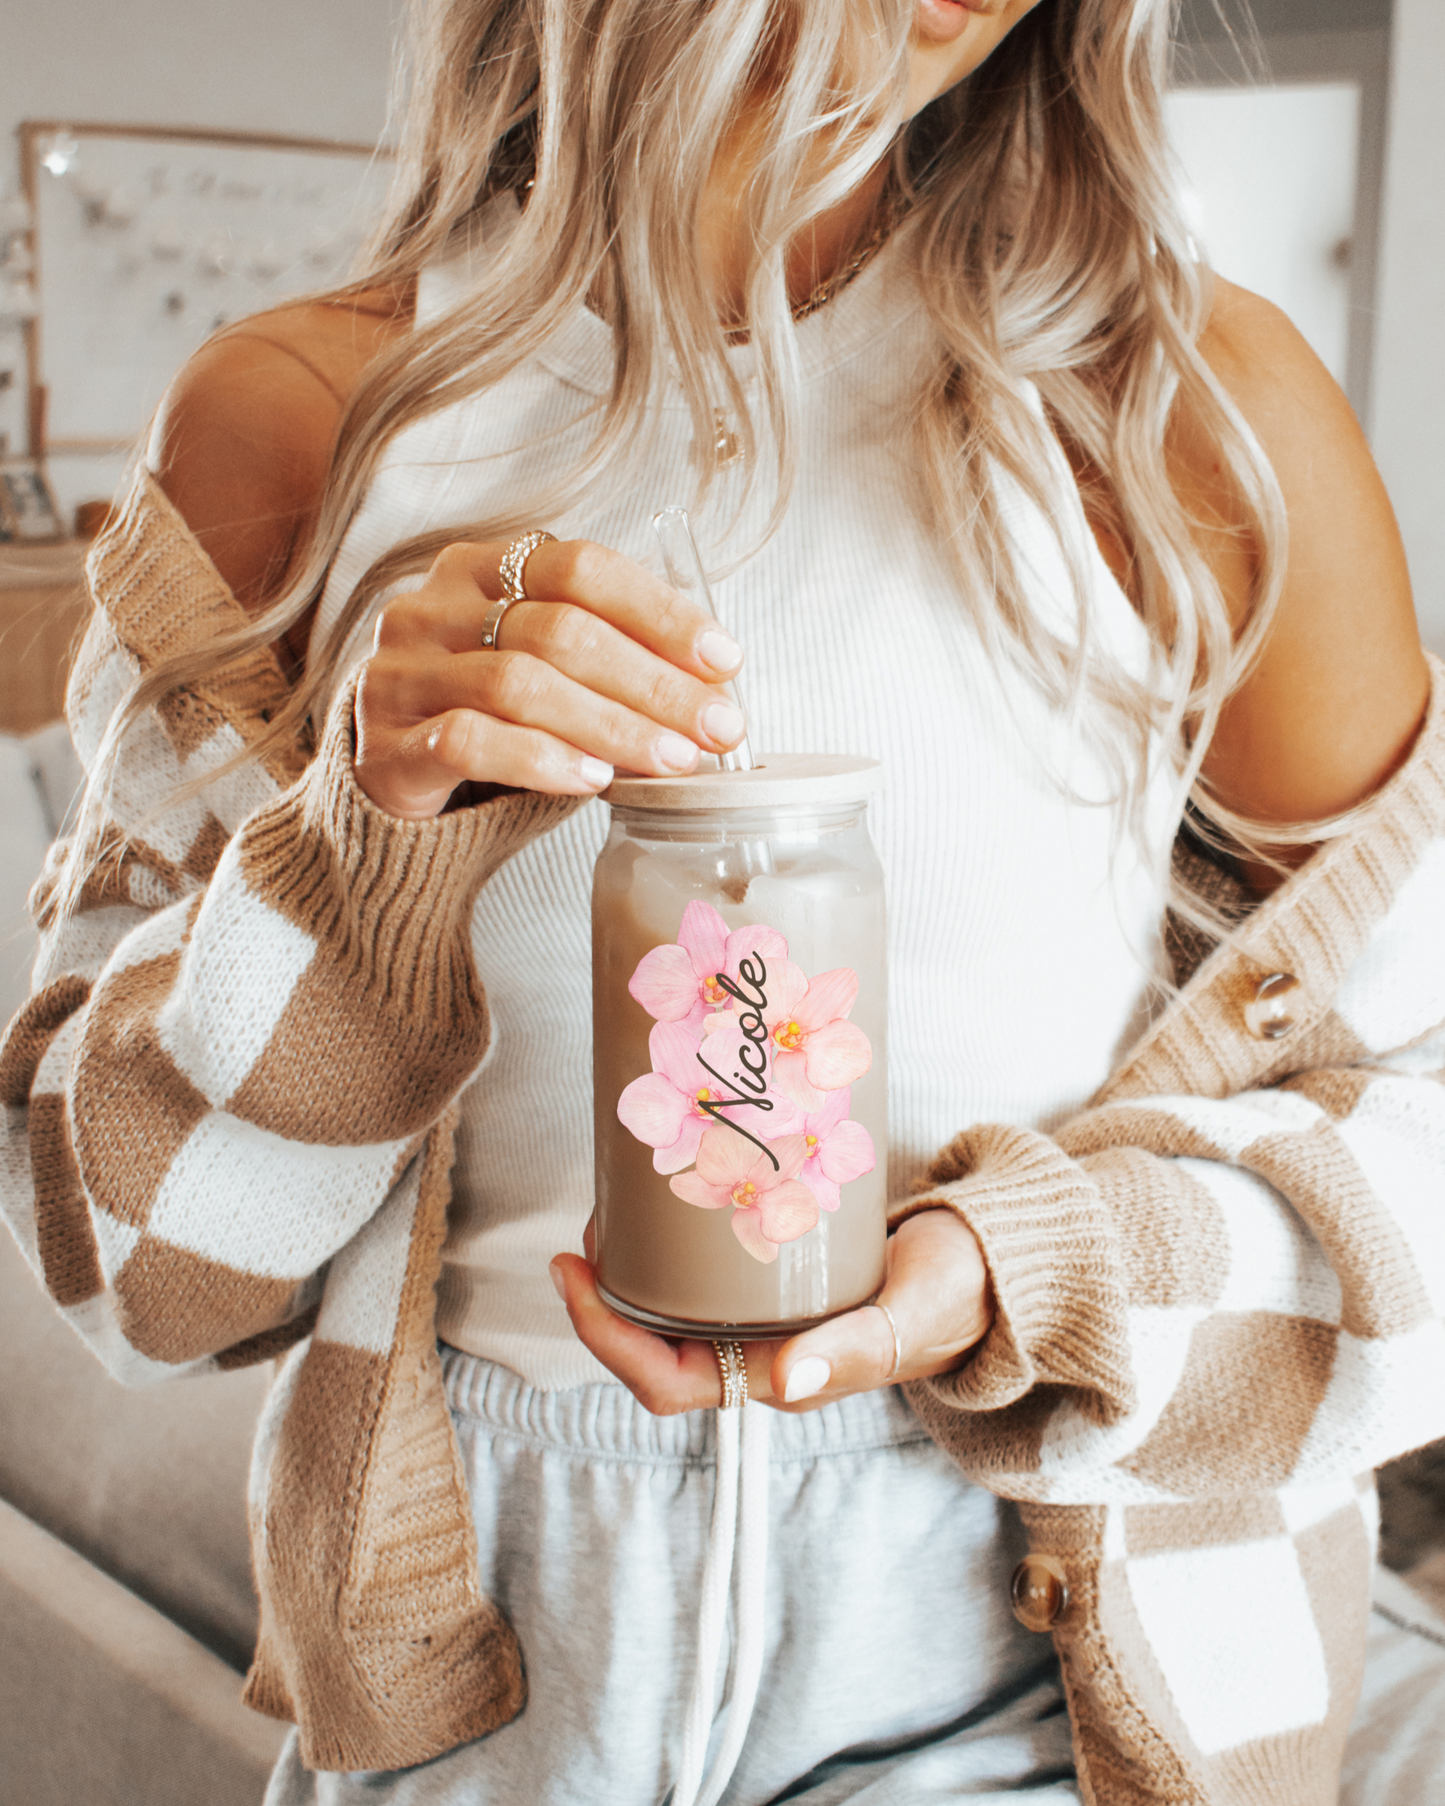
[[592, 755, 887, 1339]]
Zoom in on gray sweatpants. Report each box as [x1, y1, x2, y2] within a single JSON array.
[[266, 1350, 1078, 1805]]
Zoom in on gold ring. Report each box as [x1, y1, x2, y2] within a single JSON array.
[[713, 1339, 748, 1410], [499, 529, 556, 602], [873, 1300, 902, 1381]]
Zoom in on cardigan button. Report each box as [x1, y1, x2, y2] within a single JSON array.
[[1010, 1555, 1069, 1632], [1244, 972, 1301, 1041]]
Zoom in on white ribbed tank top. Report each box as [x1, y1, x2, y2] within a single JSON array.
[[316, 199, 1175, 1390]]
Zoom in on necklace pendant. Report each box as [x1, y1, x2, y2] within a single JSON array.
[[711, 410, 744, 467]]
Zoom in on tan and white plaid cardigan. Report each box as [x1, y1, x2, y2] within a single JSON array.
[[3, 469, 1444, 1802]]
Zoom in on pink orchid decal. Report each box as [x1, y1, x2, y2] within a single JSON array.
[[796, 1087, 876, 1213], [617, 1020, 800, 1174], [708, 959, 870, 1112], [628, 900, 787, 1030], [670, 1129, 819, 1264]]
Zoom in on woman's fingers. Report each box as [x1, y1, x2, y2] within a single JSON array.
[[354, 535, 749, 817], [767, 1208, 994, 1411], [549, 1207, 993, 1421], [548, 1253, 776, 1415], [385, 539, 744, 683]]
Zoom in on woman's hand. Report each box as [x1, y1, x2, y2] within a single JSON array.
[[353, 537, 748, 819], [549, 1207, 993, 1415]]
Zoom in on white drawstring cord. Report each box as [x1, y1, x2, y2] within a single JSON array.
[[673, 1361, 772, 1806], [694, 1400, 770, 1806], [673, 1401, 740, 1806]]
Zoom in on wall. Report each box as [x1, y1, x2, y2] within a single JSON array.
[[0, 0, 398, 516], [1371, 0, 1445, 657]]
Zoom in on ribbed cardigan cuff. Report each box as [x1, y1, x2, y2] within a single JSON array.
[[245, 674, 582, 1025], [891, 1123, 1136, 1422]]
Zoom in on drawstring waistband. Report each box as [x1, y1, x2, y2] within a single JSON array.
[[672, 1367, 772, 1806]]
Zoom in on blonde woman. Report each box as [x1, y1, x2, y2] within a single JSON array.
[[4, 2, 1444, 1802]]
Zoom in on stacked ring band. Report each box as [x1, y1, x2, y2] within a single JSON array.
[[873, 1300, 903, 1381], [713, 1339, 748, 1409], [482, 528, 557, 650]]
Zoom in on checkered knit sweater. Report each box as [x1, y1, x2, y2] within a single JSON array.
[[3, 468, 1444, 1803]]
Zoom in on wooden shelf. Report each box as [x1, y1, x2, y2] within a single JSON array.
[[0, 542, 91, 736]]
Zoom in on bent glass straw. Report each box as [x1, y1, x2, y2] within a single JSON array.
[[652, 507, 755, 774]]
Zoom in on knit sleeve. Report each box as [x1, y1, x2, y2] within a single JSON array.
[[0, 481, 577, 1381], [896, 662, 1445, 1504]]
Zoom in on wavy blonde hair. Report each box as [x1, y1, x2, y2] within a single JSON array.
[[77, 0, 1292, 922]]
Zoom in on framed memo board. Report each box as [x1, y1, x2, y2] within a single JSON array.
[[19, 121, 394, 455]]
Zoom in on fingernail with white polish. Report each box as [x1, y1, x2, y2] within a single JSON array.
[[783, 1355, 831, 1403], [656, 732, 699, 772], [549, 1261, 567, 1301], [702, 702, 745, 746], [697, 628, 743, 674], [579, 756, 614, 790]]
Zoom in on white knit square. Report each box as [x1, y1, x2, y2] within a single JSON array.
[[1177, 1157, 1343, 1323], [1332, 1077, 1445, 1315], [1290, 1319, 1445, 1483], [314, 1156, 421, 1355], [146, 1112, 411, 1279], [180, 723, 281, 834], [1135, 1089, 1325, 1162], [1333, 840, 1445, 1052], [156, 865, 316, 1110], [1278, 1474, 1360, 1538], [1125, 1537, 1331, 1754], [1036, 1304, 1207, 1491]]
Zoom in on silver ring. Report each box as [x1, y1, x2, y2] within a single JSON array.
[[498, 529, 556, 602], [480, 596, 515, 650], [714, 1339, 748, 1410], [873, 1300, 902, 1381]]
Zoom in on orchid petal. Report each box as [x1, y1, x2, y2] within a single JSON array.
[[796, 967, 859, 1030], [751, 1133, 808, 1187], [798, 1167, 842, 1213], [649, 1018, 706, 1091], [730, 1208, 780, 1263], [629, 943, 701, 1021], [755, 1180, 819, 1245], [761, 960, 809, 1025], [802, 1020, 871, 1090], [771, 1048, 825, 1112], [617, 1072, 690, 1149], [670, 1170, 733, 1210], [677, 900, 728, 976], [816, 1119, 876, 1184], [653, 1114, 705, 1174], [723, 924, 788, 983], [693, 1123, 762, 1186], [808, 1087, 851, 1138]]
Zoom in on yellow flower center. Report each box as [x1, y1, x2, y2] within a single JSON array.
[[702, 975, 727, 1005], [693, 1087, 713, 1112], [731, 1180, 759, 1208], [773, 1020, 804, 1051], [805, 1135, 818, 1151]]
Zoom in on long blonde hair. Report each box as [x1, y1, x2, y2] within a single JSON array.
[[77, 0, 1290, 917]]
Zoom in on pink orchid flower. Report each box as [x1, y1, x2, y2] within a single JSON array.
[[796, 1087, 876, 1213], [709, 958, 870, 1112], [617, 1021, 799, 1174], [670, 1128, 819, 1264], [628, 899, 787, 1030]]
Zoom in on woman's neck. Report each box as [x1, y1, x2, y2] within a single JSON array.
[[697, 109, 894, 328]]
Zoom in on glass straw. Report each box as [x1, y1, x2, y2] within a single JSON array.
[[652, 506, 771, 886], [653, 507, 755, 774]]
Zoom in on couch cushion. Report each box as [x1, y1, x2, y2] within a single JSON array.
[[0, 1225, 268, 1670]]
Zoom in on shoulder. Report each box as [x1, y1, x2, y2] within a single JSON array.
[[147, 286, 413, 616], [1175, 278, 1429, 834]]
